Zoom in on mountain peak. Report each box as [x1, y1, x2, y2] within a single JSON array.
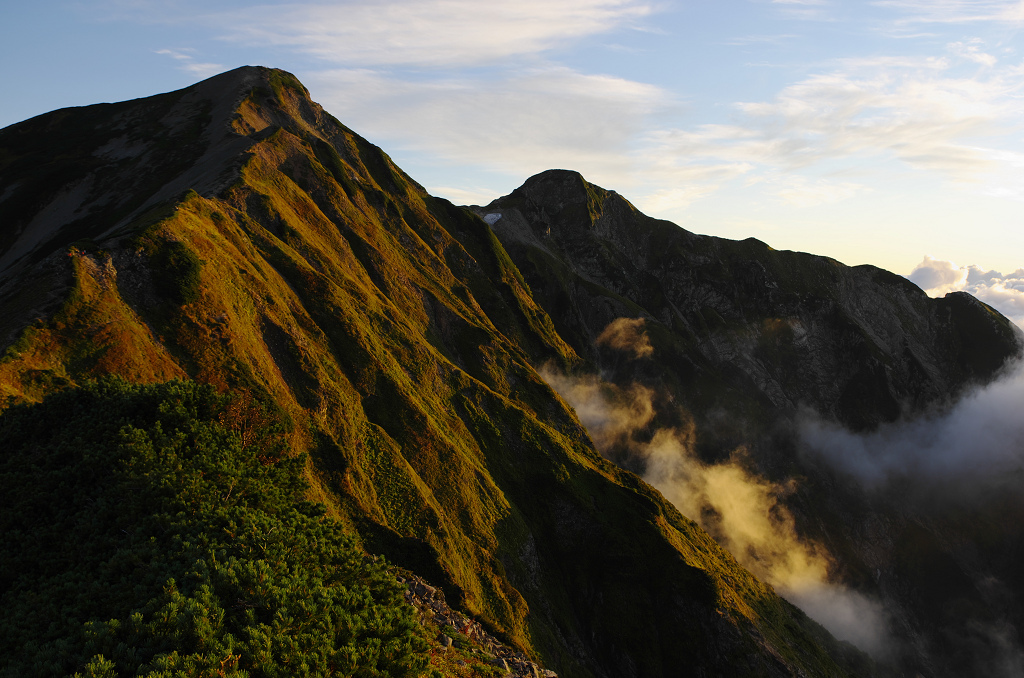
[[487, 169, 630, 236], [0, 66, 325, 283], [513, 169, 598, 207]]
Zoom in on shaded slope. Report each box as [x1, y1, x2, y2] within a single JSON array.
[[0, 68, 871, 677], [477, 169, 1020, 441], [475, 169, 1024, 676]]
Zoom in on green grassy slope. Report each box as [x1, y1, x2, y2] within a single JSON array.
[[0, 67, 872, 677]]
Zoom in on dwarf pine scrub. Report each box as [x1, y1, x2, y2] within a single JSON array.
[[0, 378, 427, 677]]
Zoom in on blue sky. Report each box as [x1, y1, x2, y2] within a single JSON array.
[[3, 0, 1024, 323]]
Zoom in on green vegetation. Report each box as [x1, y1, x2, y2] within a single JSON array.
[[143, 238, 205, 305], [0, 378, 427, 677]]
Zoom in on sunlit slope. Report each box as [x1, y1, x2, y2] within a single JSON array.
[[0, 67, 871, 677]]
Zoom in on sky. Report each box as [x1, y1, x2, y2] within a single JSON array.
[[2, 0, 1023, 324]]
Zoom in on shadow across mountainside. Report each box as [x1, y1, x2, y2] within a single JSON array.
[[474, 169, 1024, 676]]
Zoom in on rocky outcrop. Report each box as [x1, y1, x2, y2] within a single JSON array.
[[399, 573, 558, 678]]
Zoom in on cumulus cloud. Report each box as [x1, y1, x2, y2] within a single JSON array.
[[907, 256, 1024, 326], [907, 255, 971, 294], [541, 320, 890, 654], [595, 317, 654, 358]]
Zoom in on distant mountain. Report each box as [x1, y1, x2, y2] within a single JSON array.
[[0, 66, 1018, 677], [474, 169, 1024, 676], [477, 169, 1019, 437]]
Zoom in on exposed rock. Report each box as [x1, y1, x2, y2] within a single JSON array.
[[399, 572, 555, 678]]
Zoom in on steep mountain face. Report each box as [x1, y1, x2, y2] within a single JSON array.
[[477, 170, 1019, 439], [475, 170, 1024, 676], [0, 67, 873, 677]]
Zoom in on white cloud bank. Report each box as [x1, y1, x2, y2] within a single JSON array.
[[799, 355, 1024, 673], [908, 256, 1024, 327], [801, 357, 1024, 490]]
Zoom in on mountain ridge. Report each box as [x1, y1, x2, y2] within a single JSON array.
[[477, 167, 1019, 432], [1, 66, 1018, 677], [0, 66, 871, 677]]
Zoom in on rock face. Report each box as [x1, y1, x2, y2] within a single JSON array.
[[0, 68, 875, 677], [478, 169, 1020, 439], [476, 169, 1024, 676]]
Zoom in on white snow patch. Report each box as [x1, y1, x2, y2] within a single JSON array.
[[483, 213, 502, 225]]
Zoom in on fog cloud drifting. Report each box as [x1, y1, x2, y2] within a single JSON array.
[[595, 317, 654, 358], [798, 348, 1024, 674], [541, 319, 889, 654], [907, 255, 1024, 327], [800, 358, 1024, 491]]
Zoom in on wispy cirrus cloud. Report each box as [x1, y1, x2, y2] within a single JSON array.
[[131, 0, 1024, 228], [643, 49, 1024, 190], [207, 0, 653, 67], [735, 57, 1018, 174], [308, 65, 675, 188], [155, 48, 224, 77], [765, 173, 868, 207], [722, 34, 800, 46], [306, 37, 1024, 216], [872, 0, 1024, 23], [948, 38, 1000, 66], [769, 0, 835, 20]]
